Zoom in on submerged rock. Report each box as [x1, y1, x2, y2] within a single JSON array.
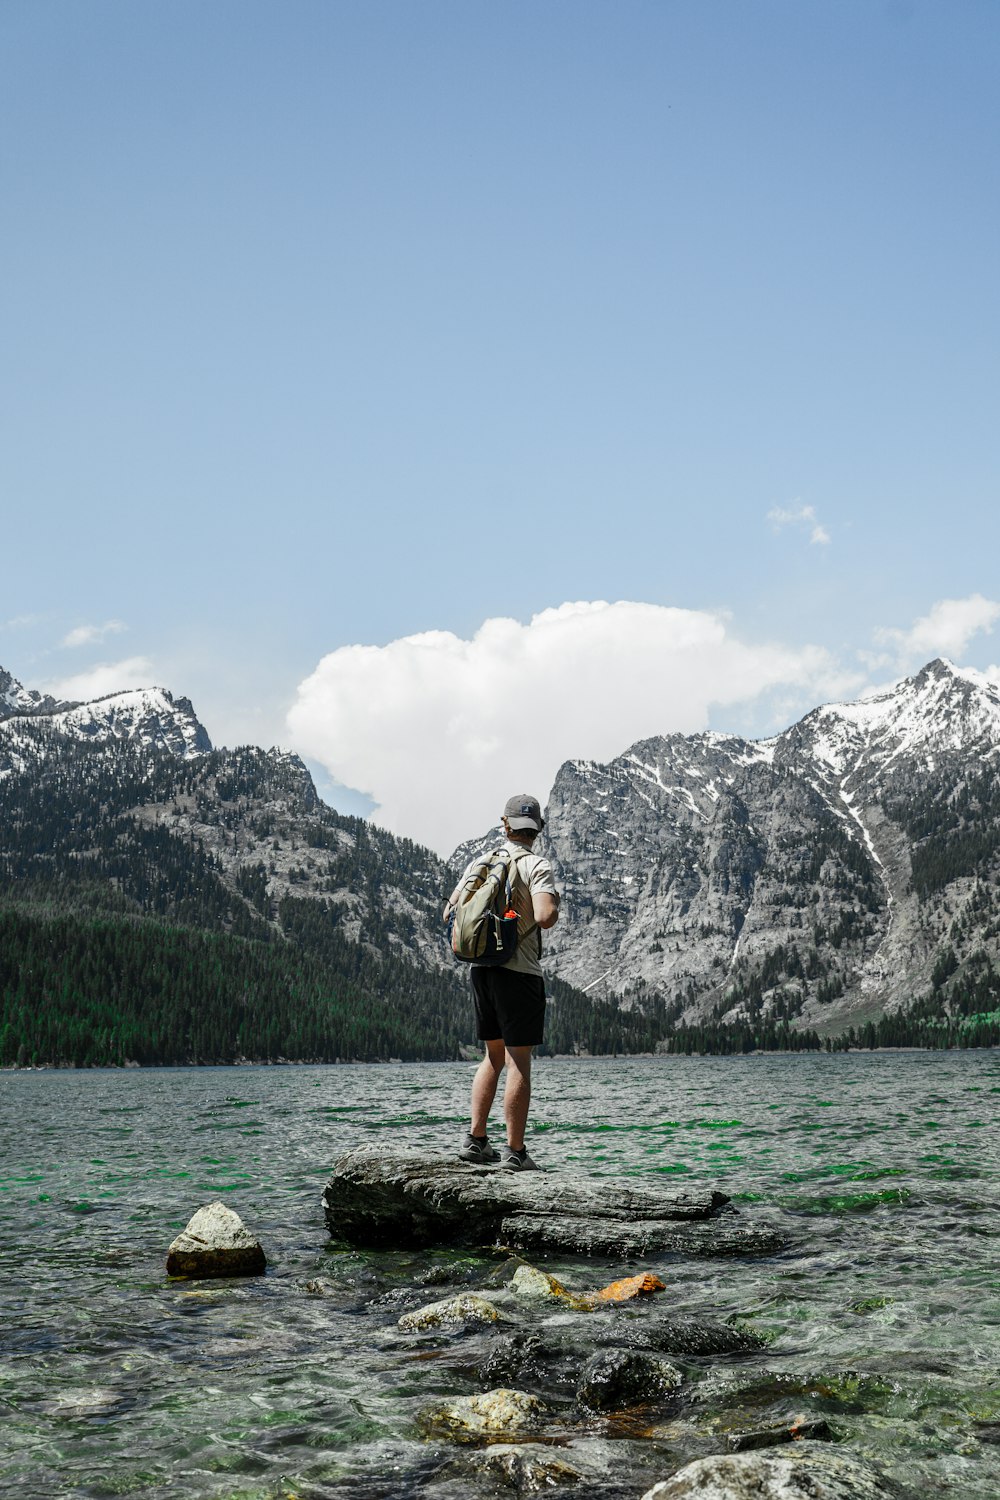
[[418, 1387, 549, 1443], [398, 1293, 503, 1331], [41, 1387, 132, 1420], [468, 1444, 581, 1487], [640, 1441, 899, 1499], [577, 1347, 683, 1412], [479, 1332, 586, 1394], [479, 1314, 760, 1398], [165, 1202, 266, 1279], [480, 1332, 547, 1386], [602, 1316, 765, 1358], [727, 1416, 835, 1452], [694, 1368, 900, 1416], [323, 1146, 737, 1253]]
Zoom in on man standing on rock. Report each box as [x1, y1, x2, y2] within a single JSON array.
[[444, 794, 561, 1171]]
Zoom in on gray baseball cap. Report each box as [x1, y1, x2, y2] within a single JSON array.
[[503, 794, 544, 832]]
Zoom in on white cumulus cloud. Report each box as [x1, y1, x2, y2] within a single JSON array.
[[871, 594, 1000, 669], [45, 656, 155, 703], [766, 502, 830, 545], [287, 601, 854, 856], [61, 620, 127, 649]]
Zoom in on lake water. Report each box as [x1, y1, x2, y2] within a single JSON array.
[[2, 1052, 998, 1499]]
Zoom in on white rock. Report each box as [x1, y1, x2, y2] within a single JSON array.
[[640, 1442, 897, 1500], [165, 1202, 266, 1278], [419, 1387, 549, 1443], [397, 1293, 502, 1331]]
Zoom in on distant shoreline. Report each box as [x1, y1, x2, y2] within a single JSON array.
[[4, 1044, 998, 1073]]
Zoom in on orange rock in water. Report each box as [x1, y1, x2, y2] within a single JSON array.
[[588, 1272, 666, 1304]]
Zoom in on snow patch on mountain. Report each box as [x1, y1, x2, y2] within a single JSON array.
[[46, 688, 213, 758], [0, 667, 212, 761], [791, 658, 1000, 781], [0, 667, 64, 719]]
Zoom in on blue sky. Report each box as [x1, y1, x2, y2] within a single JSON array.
[[2, 1, 999, 849]]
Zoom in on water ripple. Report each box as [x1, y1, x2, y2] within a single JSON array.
[[1, 1052, 998, 1498]]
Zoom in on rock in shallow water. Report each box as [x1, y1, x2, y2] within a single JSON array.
[[480, 1332, 583, 1393], [397, 1293, 503, 1331], [479, 1315, 764, 1396], [500, 1212, 786, 1259], [323, 1146, 733, 1252], [577, 1347, 683, 1412], [602, 1316, 765, 1358], [588, 1272, 667, 1304], [509, 1263, 669, 1310], [510, 1263, 573, 1300], [727, 1416, 835, 1452], [418, 1387, 549, 1443], [165, 1202, 266, 1279], [468, 1444, 581, 1487], [640, 1441, 900, 1499]]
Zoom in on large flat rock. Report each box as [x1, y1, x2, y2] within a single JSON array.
[[321, 1147, 776, 1256]]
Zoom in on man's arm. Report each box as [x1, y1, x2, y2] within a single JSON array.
[[532, 889, 560, 929]]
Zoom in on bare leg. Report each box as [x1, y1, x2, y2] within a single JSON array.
[[470, 1038, 506, 1135], [503, 1045, 533, 1150]]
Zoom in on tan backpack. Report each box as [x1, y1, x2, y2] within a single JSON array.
[[448, 845, 533, 966]]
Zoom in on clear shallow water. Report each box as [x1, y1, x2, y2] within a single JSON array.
[[1, 1052, 998, 1498]]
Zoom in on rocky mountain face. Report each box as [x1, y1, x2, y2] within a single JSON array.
[[7, 656, 998, 1059], [0, 668, 451, 976], [455, 660, 1000, 1037]]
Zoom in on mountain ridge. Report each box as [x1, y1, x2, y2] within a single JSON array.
[[453, 658, 1000, 1043], [3, 657, 999, 1063]]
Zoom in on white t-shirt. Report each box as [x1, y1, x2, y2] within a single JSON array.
[[452, 839, 558, 977]]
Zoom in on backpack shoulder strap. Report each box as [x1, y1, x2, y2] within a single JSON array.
[[503, 845, 539, 937]]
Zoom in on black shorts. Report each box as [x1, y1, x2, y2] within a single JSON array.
[[471, 967, 546, 1048]]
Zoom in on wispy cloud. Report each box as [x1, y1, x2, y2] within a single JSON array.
[[61, 620, 127, 649], [867, 594, 1000, 671], [1, 613, 45, 630], [287, 601, 856, 855], [44, 656, 154, 703], [766, 502, 830, 546]]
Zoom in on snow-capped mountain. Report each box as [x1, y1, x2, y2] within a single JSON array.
[[45, 687, 213, 758], [775, 658, 1000, 789], [6, 656, 999, 1046], [454, 659, 1000, 1034], [0, 667, 65, 719], [0, 676, 212, 767]]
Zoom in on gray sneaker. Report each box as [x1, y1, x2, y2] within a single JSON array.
[[500, 1145, 538, 1171], [458, 1133, 499, 1164]]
